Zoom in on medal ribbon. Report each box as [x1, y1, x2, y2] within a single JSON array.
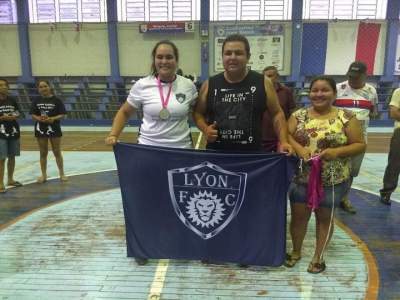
[[156, 76, 173, 109]]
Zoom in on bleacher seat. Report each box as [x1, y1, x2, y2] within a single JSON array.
[[3, 76, 395, 124]]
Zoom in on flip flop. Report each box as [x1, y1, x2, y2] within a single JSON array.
[[60, 175, 68, 182], [7, 181, 22, 187], [307, 261, 326, 274], [284, 253, 301, 268], [37, 177, 47, 184]]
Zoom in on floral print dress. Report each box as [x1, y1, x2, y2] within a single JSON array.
[[292, 107, 354, 186]]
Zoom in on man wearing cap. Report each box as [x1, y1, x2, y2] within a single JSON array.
[[335, 61, 378, 213], [379, 88, 400, 205]]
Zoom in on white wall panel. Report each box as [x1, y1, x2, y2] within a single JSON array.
[[29, 23, 110, 76]]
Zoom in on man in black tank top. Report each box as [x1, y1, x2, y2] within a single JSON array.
[[193, 34, 293, 154]]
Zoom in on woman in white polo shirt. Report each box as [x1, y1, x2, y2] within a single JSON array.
[[105, 40, 198, 265], [106, 40, 198, 149]]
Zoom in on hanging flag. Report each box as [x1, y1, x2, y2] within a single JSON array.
[[355, 22, 381, 75], [301, 23, 328, 76], [114, 143, 296, 266], [301, 21, 385, 76]]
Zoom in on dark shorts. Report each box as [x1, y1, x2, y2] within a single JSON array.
[[288, 180, 349, 209]]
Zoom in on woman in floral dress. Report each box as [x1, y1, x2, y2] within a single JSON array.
[[285, 76, 366, 274]]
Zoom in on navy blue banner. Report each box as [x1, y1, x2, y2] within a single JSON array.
[[114, 143, 295, 266]]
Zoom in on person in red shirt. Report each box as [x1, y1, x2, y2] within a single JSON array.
[[335, 61, 377, 214], [262, 66, 297, 152]]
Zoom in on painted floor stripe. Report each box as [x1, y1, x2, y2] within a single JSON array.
[[352, 185, 400, 203], [195, 131, 203, 150], [335, 219, 379, 300], [147, 259, 170, 300]]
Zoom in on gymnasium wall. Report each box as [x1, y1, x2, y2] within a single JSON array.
[[117, 23, 201, 77], [0, 20, 394, 79], [0, 25, 21, 76], [29, 23, 110, 76]]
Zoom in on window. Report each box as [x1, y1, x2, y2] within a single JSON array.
[[117, 0, 200, 22], [28, 0, 107, 23], [0, 0, 17, 24], [303, 0, 388, 20], [210, 0, 292, 21]]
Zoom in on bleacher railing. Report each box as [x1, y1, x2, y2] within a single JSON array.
[[8, 81, 395, 123]]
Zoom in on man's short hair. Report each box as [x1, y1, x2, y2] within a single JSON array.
[[222, 34, 251, 58], [347, 61, 367, 77]]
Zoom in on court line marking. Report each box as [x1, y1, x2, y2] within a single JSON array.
[[147, 260, 170, 300], [9, 168, 117, 189], [335, 219, 379, 300], [0, 165, 384, 299], [147, 131, 203, 300], [8, 137, 385, 299], [0, 184, 381, 300], [352, 185, 399, 203]]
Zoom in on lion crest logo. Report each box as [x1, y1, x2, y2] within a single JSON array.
[[187, 191, 225, 228], [168, 161, 247, 239]]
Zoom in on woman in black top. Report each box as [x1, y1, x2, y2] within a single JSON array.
[[30, 80, 67, 183]]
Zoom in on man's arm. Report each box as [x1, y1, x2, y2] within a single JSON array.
[[389, 88, 400, 121], [192, 80, 218, 142], [286, 87, 297, 117], [389, 105, 400, 121], [370, 86, 379, 118], [264, 77, 293, 154]]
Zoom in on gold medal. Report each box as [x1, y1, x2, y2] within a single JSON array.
[[159, 108, 171, 120]]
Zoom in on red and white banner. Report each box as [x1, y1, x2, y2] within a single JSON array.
[[325, 21, 386, 75]]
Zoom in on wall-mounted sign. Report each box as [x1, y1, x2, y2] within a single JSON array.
[[214, 23, 284, 72], [139, 21, 194, 34]]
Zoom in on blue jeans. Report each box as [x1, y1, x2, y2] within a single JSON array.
[[288, 180, 349, 209]]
